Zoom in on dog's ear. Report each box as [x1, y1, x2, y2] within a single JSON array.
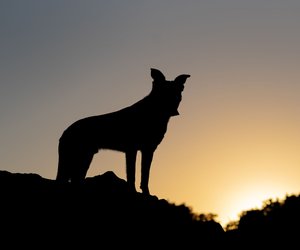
[[174, 74, 190, 85], [151, 68, 166, 82]]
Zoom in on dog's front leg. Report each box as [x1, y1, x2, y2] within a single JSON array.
[[126, 150, 137, 193], [140, 149, 154, 195]]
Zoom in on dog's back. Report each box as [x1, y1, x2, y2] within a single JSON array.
[[56, 68, 190, 194]]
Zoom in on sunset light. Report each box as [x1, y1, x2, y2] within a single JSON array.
[[223, 180, 289, 224], [1, 1, 300, 232]]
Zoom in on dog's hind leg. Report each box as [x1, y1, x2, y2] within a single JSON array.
[[140, 149, 154, 195], [125, 150, 137, 193], [56, 143, 73, 183], [70, 151, 94, 184], [56, 155, 72, 183]]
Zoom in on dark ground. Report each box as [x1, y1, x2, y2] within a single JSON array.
[[0, 170, 299, 249]]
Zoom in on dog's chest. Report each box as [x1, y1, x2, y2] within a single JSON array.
[[135, 116, 170, 144]]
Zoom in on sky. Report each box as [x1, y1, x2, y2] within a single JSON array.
[[1, 0, 300, 227]]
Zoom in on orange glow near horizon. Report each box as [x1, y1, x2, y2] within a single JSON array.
[[2, 1, 300, 229]]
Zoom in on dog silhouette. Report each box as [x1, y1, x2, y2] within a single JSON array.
[[56, 68, 190, 195]]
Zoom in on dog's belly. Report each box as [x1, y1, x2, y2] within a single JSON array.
[[60, 112, 170, 153], [95, 132, 165, 152]]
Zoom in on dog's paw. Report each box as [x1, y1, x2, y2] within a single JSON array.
[[140, 186, 150, 196], [128, 184, 137, 194]]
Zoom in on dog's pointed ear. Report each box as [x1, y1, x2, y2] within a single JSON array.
[[151, 68, 166, 82], [174, 74, 191, 85]]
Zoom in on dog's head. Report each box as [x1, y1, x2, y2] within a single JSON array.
[[150, 68, 190, 116]]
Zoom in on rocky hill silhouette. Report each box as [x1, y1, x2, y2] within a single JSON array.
[[1, 170, 299, 248], [0, 170, 224, 248]]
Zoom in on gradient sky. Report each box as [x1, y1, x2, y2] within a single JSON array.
[[1, 0, 300, 227]]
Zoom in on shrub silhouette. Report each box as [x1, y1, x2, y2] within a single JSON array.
[[225, 194, 300, 248]]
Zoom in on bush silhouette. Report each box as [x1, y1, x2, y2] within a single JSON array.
[[225, 194, 300, 248]]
